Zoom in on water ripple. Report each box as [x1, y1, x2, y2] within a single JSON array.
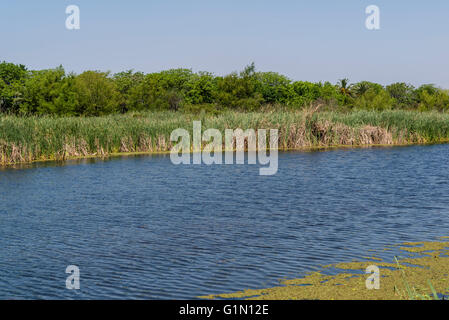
[[1, 145, 449, 299]]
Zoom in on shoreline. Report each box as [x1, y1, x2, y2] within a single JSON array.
[[2, 140, 449, 168]]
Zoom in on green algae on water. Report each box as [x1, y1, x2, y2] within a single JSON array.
[[201, 239, 449, 300]]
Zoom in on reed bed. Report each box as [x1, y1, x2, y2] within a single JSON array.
[[1, 110, 449, 165]]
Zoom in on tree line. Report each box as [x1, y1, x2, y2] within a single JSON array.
[[1, 61, 448, 116]]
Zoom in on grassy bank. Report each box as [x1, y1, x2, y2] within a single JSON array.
[[201, 238, 449, 300], [2, 109, 449, 165]]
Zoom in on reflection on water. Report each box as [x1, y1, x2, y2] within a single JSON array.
[[1, 145, 449, 299]]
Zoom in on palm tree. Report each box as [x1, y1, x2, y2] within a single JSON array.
[[352, 81, 371, 97], [338, 78, 352, 97]]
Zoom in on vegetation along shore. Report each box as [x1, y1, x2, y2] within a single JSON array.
[[201, 238, 449, 300], [1, 61, 449, 165]]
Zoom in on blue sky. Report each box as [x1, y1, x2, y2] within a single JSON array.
[[1, 0, 448, 88]]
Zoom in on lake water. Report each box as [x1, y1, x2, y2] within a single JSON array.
[[1, 145, 449, 299]]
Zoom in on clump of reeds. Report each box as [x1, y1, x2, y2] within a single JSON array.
[[1, 110, 449, 165]]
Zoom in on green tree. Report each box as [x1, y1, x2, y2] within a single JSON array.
[[129, 73, 168, 111], [113, 70, 144, 113], [73, 71, 119, 116], [386, 82, 417, 109], [19, 66, 75, 115], [337, 78, 355, 106], [158, 69, 194, 91], [416, 85, 449, 111], [214, 63, 263, 110], [290, 81, 322, 106], [338, 78, 353, 97], [0, 62, 28, 113], [128, 69, 194, 111], [353, 81, 384, 97], [354, 88, 394, 111], [256, 72, 292, 104], [184, 71, 217, 105]]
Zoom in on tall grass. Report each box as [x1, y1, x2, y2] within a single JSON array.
[[393, 257, 441, 300], [1, 110, 449, 165]]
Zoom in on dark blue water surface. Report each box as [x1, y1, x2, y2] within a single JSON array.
[[1, 145, 449, 299]]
